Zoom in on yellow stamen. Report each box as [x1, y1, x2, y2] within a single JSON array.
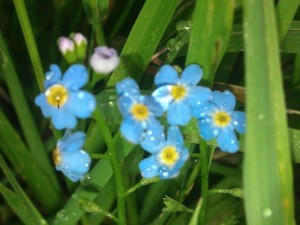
[[171, 85, 186, 101], [213, 111, 231, 127], [131, 104, 149, 121], [53, 148, 61, 165], [45, 84, 68, 107], [160, 146, 179, 166]]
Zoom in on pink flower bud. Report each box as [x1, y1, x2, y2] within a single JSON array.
[[57, 37, 75, 54], [73, 33, 87, 46]]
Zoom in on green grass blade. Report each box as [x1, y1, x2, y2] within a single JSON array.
[[0, 33, 60, 192], [243, 0, 295, 224], [276, 0, 300, 42], [12, 0, 44, 91], [186, 0, 235, 86], [107, 0, 179, 87], [0, 155, 47, 225], [0, 110, 61, 212]]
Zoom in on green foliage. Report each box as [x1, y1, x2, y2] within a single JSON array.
[[0, 0, 300, 225]]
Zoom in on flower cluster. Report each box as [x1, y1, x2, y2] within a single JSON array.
[[116, 64, 246, 179], [35, 63, 95, 181], [35, 32, 122, 182]]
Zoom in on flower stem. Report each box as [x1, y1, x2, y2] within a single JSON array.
[[92, 109, 126, 225], [198, 141, 209, 225], [123, 177, 160, 197]]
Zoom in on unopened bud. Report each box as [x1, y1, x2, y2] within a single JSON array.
[[57, 37, 75, 54], [72, 33, 87, 46], [89, 46, 119, 74], [57, 37, 77, 63]]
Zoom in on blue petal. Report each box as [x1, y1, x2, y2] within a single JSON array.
[[140, 119, 165, 153], [198, 118, 220, 140], [212, 90, 236, 112], [117, 96, 134, 117], [192, 102, 217, 119], [51, 108, 77, 130], [154, 65, 178, 86], [187, 86, 211, 107], [120, 117, 143, 144], [216, 128, 239, 153], [57, 149, 91, 182], [139, 155, 159, 178], [167, 126, 183, 147], [167, 101, 191, 125], [180, 64, 203, 86], [142, 96, 163, 117], [58, 131, 86, 152], [44, 64, 62, 88], [67, 91, 96, 118], [35, 94, 52, 117], [231, 111, 246, 134], [116, 78, 140, 96], [61, 64, 88, 90], [152, 85, 173, 111]]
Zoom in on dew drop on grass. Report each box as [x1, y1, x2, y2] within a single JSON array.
[[55, 209, 69, 222], [262, 207, 273, 218], [39, 219, 47, 225], [71, 193, 78, 200], [257, 114, 265, 120], [81, 173, 92, 186], [108, 101, 114, 107]]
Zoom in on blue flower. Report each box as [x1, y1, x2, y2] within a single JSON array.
[[139, 126, 189, 179], [152, 64, 211, 125], [192, 90, 246, 153], [53, 131, 91, 182], [35, 64, 96, 130], [116, 78, 164, 144]]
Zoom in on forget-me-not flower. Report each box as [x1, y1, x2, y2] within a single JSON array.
[[35, 64, 96, 130], [116, 78, 164, 144], [53, 131, 91, 182], [192, 90, 246, 153], [152, 64, 211, 126], [139, 126, 189, 179]]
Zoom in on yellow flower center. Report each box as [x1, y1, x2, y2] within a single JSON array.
[[213, 111, 231, 127], [131, 104, 149, 121], [45, 84, 68, 107], [160, 146, 179, 166], [171, 85, 186, 101], [52, 148, 61, 166]]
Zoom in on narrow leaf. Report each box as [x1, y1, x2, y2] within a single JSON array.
[[243, 0, 295, 224]]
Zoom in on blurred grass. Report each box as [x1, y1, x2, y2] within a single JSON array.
[[243, 0, 295, 224]]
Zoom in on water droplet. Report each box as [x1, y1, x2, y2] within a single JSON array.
[[81, 174, 92, 186], [176, 21, 191, 31], [39, 219, 47, 225], [71, 193, 79, 200], [257, 114, 265, 120], [108, 101, 114, 107], [158, 166, 169, 178], [56, 209, 69, 221], [167, 39, 177, 51], [262, 207, 273, 218]]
